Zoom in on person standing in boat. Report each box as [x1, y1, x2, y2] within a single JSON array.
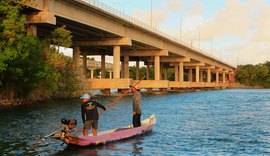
[[81, 93, 107, 136], [130, 85, 142, 127]]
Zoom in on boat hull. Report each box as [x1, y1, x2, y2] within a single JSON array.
[[64, 114, 156, 146]]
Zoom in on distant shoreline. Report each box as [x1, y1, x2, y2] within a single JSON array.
[[0, 85, 266, 108], [229, 82, 264, 89]]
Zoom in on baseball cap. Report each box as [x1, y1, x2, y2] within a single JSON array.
[[80, 93, 91, 99]]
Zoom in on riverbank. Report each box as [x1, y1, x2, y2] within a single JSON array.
[[0, 98, 33, 108], [229, 82, 264, 89], [0, 97, 75, 109]]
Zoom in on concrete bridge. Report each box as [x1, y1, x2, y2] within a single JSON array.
[[26, 0, 236, 93], [79, 58, 114, 79]]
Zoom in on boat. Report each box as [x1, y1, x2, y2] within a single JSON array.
[[62, 114, 156, 146]]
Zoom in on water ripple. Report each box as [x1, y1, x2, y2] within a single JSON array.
[[0, 89, 270, 155]]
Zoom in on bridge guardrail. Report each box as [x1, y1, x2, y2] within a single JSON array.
[[81, 0, 235, 68]]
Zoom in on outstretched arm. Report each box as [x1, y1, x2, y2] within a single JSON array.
[[96, 102, 106, 111]]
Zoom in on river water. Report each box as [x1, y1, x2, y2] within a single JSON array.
[[1, 89, 270, 155]]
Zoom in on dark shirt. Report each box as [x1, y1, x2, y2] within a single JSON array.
[[81, 100, 106, 123]]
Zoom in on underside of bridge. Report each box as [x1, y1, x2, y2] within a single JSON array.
[[25, 0, 236, 93]]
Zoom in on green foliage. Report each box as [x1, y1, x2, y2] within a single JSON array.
[[0, 0, 79, 100], [28, 27, 78, 100], [0, 0, 47, 98], [129, 65, 154, 80], [51, 25, 72, 52], [235, 62, 270, 88]]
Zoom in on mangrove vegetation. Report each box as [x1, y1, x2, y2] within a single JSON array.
[[236, 62, 270, 88], [0, 0, 80, 104]]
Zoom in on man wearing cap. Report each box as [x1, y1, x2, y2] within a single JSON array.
[[130, 85, 142, 127], [80, 93, 106, 136]]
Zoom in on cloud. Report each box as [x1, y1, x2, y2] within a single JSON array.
[[198, 0, 255, 40], [229, 41, 270, 65], [166, 0, 184, 12], [179, 0, 270, 64], [188, 1, 203, 16], [131, 0, 270, 64], [251, 2, 270, 41]]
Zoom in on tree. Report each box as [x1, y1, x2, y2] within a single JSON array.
[[235, 62, 270, 88], [51, 25, 72, 52], [0, 0, 47, 98], [0, 0, 79, 100], [28, 26, 78, 100]]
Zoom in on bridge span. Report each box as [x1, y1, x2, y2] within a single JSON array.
[[26, 0, 236, 93]]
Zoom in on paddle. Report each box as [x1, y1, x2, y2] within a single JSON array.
[[72, 76, 145, 136], [43, 129, 60, 139]]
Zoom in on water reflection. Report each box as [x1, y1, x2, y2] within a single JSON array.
[[54, 133, 149, 156]]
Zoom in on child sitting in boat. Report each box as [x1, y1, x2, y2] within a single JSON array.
[[60, 118, 77, 137]]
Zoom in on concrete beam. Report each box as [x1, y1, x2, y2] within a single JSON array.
[[27, 11, 56, 25], [223, 69, 229, 73], [149, 57, 190, 63], [199, 66, 215, 70], [121, 50, 168, 56], [73, 37, 132, 46], [184, 62, 205, 67], [215, 68, 223, 72]]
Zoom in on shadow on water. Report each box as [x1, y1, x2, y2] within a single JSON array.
[[54, 132, 153, 156]]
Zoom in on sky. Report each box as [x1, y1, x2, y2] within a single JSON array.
[[85, 0, 270, 66]]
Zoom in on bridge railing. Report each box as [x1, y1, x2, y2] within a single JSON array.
[[82, 0, 234, 68], [82, 0, 188, 45]]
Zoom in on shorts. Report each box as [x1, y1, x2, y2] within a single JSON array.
[[84, 120, 98, 130]]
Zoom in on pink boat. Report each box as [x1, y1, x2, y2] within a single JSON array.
[[63, 114, 156, 146]]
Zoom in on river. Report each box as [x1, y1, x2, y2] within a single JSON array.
[[1, 89, 270, 155]]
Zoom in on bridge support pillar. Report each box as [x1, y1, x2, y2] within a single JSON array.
[[121, 60, 124, 78], [123, 56, 129, 78], [174, 63, 178, 81], [154, 56, 160, 80], [164, 66, 168, 80], [207, 68, 211, 83], [223, 72, 226, 83], [113, 46, 120, 78], [146, 62, 150, 80], [136, 60, 139, 80], [179, 62, 184, 82], [109, 71, 112, 79], [189, 69, 193, 82], [83, 52, 87, 77], [73, 46, 80, 71], [90, 69, 94, 79], [101, 53, 106, 78], [200, 71, 203, 82], [216, 71, 219, 83], [196, 65, 200, 82]]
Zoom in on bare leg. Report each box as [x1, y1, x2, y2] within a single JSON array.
[[83, 129, 88, 136], [92, 128, 97, 136]]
